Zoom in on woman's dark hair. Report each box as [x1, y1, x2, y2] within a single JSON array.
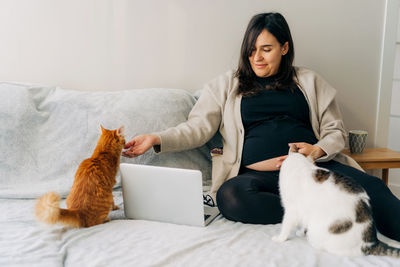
[[235, 13, 296, 96]]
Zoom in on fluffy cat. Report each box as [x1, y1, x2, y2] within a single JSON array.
[[35, 126, 125, 228], [272, 144, 400, 257]]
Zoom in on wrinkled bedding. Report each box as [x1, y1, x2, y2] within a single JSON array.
[[2, 191, 400, 267]]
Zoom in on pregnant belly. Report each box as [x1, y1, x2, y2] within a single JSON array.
[[242, 118, 317, 168], [245, 155, 286, 171]]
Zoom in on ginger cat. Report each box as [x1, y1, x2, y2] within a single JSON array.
[[35, 126, 125, 228]]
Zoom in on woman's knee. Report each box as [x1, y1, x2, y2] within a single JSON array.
[[361, 174, 389, 194], [217, 179, 241, 208], [326, 162, 389, 194], [216, 178, 249, 219]]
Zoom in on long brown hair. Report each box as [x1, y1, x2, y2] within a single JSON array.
[[235, 13, 296, 96]]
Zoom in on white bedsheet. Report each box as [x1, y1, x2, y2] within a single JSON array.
[[2, 191, 400, 267]]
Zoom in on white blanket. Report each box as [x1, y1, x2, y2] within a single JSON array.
[[2, 193, 400, 267]]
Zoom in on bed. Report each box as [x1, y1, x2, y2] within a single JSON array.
[[1, 82, 400, 267]]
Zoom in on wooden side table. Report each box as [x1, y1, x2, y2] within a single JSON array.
[[342, 148, 400, 186]]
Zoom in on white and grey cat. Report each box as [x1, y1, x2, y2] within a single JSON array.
[[272, 144, 400, 257]]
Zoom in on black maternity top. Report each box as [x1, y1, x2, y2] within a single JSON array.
[[240, 75, 318, 166]]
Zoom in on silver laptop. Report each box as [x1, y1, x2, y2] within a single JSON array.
[[120, 163, 219, 227]]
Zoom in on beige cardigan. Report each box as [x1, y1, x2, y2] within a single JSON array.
[[155, 67, 362, 197]]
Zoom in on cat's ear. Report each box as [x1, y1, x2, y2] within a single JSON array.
[[100, 125, 105, 133], [117, 126, 125, 136], [289, 144, 298, 153]]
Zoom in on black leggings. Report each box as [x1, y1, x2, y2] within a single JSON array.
[[216, 160, 400, 241]]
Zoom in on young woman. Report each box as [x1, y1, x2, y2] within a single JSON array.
[[123, 13, 400, 241]]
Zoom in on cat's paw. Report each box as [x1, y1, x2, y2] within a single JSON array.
[[112, 205, 119, 210], [272, 235, 287, 243]]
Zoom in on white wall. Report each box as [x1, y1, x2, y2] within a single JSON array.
[[0, 0, 389, 148], [388, 3, 400, 193]]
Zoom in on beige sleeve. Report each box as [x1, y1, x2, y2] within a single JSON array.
[[314, 76, 347, 162], [153, 77, 228, 153]]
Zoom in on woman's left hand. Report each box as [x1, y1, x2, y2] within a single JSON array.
[[288, 142, 326, 160]]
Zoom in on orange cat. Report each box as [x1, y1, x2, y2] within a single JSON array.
[[35, 126, 125, 228]]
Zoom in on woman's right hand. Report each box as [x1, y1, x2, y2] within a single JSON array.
[[122, 134, 160, 158]]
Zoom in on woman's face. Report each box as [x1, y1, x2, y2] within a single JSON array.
[[249, 29, 288, 77]]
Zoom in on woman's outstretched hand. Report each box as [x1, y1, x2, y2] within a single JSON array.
[[288, 142, 326, 160], [122, 134, 161, 158]]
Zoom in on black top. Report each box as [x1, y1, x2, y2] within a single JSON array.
[[240, 75, 318, 166]]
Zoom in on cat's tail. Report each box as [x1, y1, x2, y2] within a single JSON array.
[[35, 192, 82, 228], [364, 241, 400, 258]]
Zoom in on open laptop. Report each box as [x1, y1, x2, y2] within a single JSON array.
[[119, 163, 220, 227]]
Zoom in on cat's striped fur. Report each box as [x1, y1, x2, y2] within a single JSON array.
[[35, 126, 125, 228]]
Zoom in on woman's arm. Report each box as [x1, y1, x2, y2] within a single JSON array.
[[123, 71, 233, 157], [153, 71, 237, 153], [154, 84, 223, 153]]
